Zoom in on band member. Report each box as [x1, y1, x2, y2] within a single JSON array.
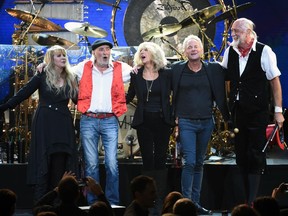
[[221, 18, 285, 205], [0, 45, 79, 202], [73, 39, 131, 205], [126, 41, 174, 214], [170, 35, 230, 215]]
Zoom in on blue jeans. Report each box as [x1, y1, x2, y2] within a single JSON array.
[[179, 117, 214, 206], [80, 115, 119, 205]]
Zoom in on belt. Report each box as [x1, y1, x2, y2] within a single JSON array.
[[84, 112, 114, 119]]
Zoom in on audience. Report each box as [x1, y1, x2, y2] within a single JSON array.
[[0, 188, 17, 216], [231, 204, 260, 216], [172, 198, 197, 216], [124, 175, 157, 216], [162, 191, 183, 214], [33, 205, 55, 216], [33, 172, 112, 216], [88, 201, 112, 216], [36, 212, 57, 216], [253, 196, 280, 216]]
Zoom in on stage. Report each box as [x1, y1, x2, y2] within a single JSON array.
[[0, 146, 288, 213]]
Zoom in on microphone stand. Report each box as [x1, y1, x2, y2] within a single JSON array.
[[126, 135, 134, 160]]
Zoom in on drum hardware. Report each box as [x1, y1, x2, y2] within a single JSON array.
[[111, 0, 121, 46], [31, 33, 77, 48], [142, 23, 182, 41], [208, 2, 255, 25], [208, 107, 236, 156], [179, 4, 223, 29], [6, 6, 61, 45], [185, 8, 220, 62], [160, 37, 184, 60], [126, 134, 136, 160], [64, 22, 108, 38], [95, 0, 121, 9]]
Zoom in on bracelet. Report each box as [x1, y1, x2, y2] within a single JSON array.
[[274, 106, 283, 113]]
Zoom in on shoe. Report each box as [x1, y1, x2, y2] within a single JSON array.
[[197, 206, 213, 215]]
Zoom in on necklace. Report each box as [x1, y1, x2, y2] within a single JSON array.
[[146, 80, 154, 102]]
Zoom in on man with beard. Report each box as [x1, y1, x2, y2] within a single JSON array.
[[221, 18, 285, 205], [74, 39, 132, 205]]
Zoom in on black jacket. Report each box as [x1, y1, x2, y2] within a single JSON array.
[[126, 67, 174, 128], [171, 60, 230, 121]]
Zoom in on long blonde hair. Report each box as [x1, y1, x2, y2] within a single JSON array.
[[133, 42, 167, 71], [44, 45, 78, 98]]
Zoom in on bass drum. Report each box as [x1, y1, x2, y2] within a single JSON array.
[[98, 103, 140, 159]]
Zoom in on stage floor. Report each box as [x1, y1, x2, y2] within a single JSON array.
[[1, 145, 288, 216]]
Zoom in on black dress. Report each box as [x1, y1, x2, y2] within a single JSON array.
[[5, 72, 78, 185]]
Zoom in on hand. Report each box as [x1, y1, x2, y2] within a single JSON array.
[[131, 65, 140, 74], [85, 176, 104, 196], [37, 62, 47, 73], [272, 182, 288, 199], [274, 112, 285, 129]]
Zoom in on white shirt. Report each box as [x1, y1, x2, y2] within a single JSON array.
[[221, 39, 281, 80], [73, 57, 131, 113]]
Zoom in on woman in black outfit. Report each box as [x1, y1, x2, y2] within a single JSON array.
[[126, 41, 174, 215], [0, 45, 78, 202]]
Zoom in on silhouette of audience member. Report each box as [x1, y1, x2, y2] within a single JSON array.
[[88, 201, 112, 216], [33, 205, 55, 216], [231, 204, 260, 216], [124, 175, 157, 216], [162, 191, 183, 214], [253, 196, 280, 216], [54, 175, 88, 216], [34, 172, 112, 216], [271, 182, 288, 216], [172, 198, 197, 216], [0, 188, 17, 216], [36, 212, 57, 216]]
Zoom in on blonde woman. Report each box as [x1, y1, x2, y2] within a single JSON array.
[[0, 45, 78, 202], [126, 41, 174, 215]]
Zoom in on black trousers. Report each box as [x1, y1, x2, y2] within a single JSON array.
[[233, 104, 269, 174], [136, 112, 172, 171]]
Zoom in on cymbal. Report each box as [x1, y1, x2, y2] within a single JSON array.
[[6, 8, 61, 31], [180, 4, 223, 28], [142, 23, 182, 40], [208, 2, 255, 25], [32, 33, 75, 47], [64, 22, 108, 38]]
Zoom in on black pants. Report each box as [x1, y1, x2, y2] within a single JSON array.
[[233, 104, 268, 174], [136, 112, 171, 170]]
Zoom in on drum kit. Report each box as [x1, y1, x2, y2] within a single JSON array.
[[2, 0, 258, 162]]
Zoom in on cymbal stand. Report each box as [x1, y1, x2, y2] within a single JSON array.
[[18, 2, 47, 45], [78, 36, 92, 58], [160, 37, 184, 60], [189, 13, 219, 61]]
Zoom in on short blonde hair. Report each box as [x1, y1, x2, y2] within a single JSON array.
[[133, 42, 167, 71], [182, 35, 204, 53]]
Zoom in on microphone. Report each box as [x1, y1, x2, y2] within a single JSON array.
[[127, 135, 134, 143]]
